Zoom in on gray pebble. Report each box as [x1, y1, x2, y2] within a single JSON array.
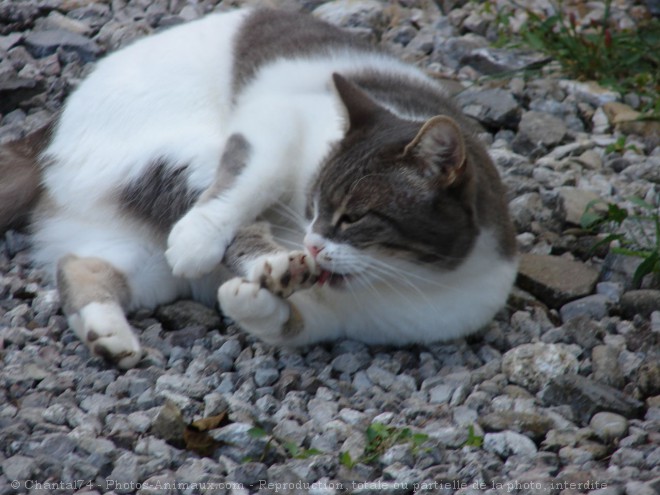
[[560, 294, 611, 322], [483, 430, 538, 457]]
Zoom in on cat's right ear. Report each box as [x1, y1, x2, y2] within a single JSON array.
[[332, 73, 383, 131]]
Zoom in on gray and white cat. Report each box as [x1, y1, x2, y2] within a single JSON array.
[[0, 8, 517, 368]]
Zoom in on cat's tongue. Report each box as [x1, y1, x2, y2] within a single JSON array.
[[317, 269, 332, 286]]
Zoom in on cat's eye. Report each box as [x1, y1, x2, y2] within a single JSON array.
[[336, 213, 361, 228]]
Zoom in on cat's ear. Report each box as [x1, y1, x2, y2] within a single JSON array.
[[332, 73, 384, 130], [403, 115, 466, 187]]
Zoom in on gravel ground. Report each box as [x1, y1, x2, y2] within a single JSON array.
[[1, 1, 660, 494]]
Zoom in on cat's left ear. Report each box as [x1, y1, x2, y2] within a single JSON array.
[[403, 115, 466, 187], [332, 73, 386, 131]]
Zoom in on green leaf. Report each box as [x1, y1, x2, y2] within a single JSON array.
[[632, 250, 660, 288], [611, 246, 654, 258], [628, 196, 656, 210], [339, 451, 356, 468], [411, 433, 430, 447], [247, 427, 268, 439], [464, 425, 484, 448], [607, 203, 628, 224]]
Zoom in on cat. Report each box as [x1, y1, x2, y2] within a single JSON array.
[[0, 7, 518, 369]]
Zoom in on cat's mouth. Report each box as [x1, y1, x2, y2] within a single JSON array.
[[317, 269, 352, 288]]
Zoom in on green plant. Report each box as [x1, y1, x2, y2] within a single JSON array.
[[339, 422, 429, 468], [464, 424, 484, 448], [500, 0, 660, 109], [247, 427, 322, 462], [581, 196, 660, 288], [604, 135, 640, 154]]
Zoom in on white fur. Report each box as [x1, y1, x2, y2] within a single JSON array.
[[32, 8, 517, 359], [69, 302, 141, 369], [222, 230, 518, 346]]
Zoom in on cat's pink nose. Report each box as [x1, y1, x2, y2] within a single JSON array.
[[307, 244, 323, 259]]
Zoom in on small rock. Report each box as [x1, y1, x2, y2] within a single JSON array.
[[559, 80, 620, 107], [229, 462, 268, 487], [636, 359, 660, 396], [1, 455, 36, 481], [0, 72, 44, 114], [512, 110, 567, 157], [457, 88, 521, 129], [150, 401, 185, 447], [575, 149, 602, 169], [483, 430, 538, 457], [155, 374, 210, 399], [365, 365, 396, 389], [37, 10, 91, 35], [331, 353, 366, 374], [313, 0, 386, 32], [589, 412, 628, 443], [540, 374, 644, 424], [558, 445, 594, 464], [559, 294, 610, 322], [429, 384, 455, 404], [461, 47, 549, 75], [556, 186, 603, 226], [620, 290, 660, 319], [254, 368, 279, 387], [602, 101, 640, 125], [502, 343, 578, 393], [108, 452, 140, 494], [596, 282, 624, 303], [155, 300, 222, 331], [478, 411, 554, 441], [517, 253, 600, 307], [24, 29, 101, 61], [591, 345, 625, 388], [211, 423, 273, 461]]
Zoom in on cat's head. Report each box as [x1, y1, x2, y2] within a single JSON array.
[[304, 73, 480, 287]]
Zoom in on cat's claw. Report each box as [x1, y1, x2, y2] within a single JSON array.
[[249, 250, 318, 298], [166, 211, 232, 278]]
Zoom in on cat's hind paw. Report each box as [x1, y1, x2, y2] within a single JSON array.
[[218, 278, 290, 339], [69, 302, 142, 369], [166, 210, 233, 278], [248, 250, 318, 298]]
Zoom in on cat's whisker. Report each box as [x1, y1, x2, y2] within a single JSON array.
[[359, 256, 476, 298], [363, 262, 440, 309], [269, 199, 307, 229]]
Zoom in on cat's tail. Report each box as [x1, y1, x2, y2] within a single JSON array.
[[0, 123, 52, 233]]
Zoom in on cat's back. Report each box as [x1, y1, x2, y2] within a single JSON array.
[[43, 9, 249, 203]]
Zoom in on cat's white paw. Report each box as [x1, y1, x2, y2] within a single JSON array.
[[69, 302, 142, 369], [247, 250, 318, 298], [218, 278, 290, 337], [166, 210, 233, 278]]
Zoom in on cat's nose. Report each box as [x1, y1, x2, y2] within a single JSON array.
[[307, 244, 323, 259], [303, 233, 325, 259]]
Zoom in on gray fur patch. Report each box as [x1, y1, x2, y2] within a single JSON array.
[[0, 121, 53, 231], [232, 8, 375, 97], [118, 159, 201, 232], [223, 222, 283, 276], [57, 254, 131, 315], [199, 133, 250, 203]]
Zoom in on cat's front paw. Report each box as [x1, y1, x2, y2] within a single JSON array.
[[248, 251, 318, 298], [218, 278, 290, 340], [166, 210, 233, 278]]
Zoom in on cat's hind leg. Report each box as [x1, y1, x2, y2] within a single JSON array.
[[57, 254, 141, 369]]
